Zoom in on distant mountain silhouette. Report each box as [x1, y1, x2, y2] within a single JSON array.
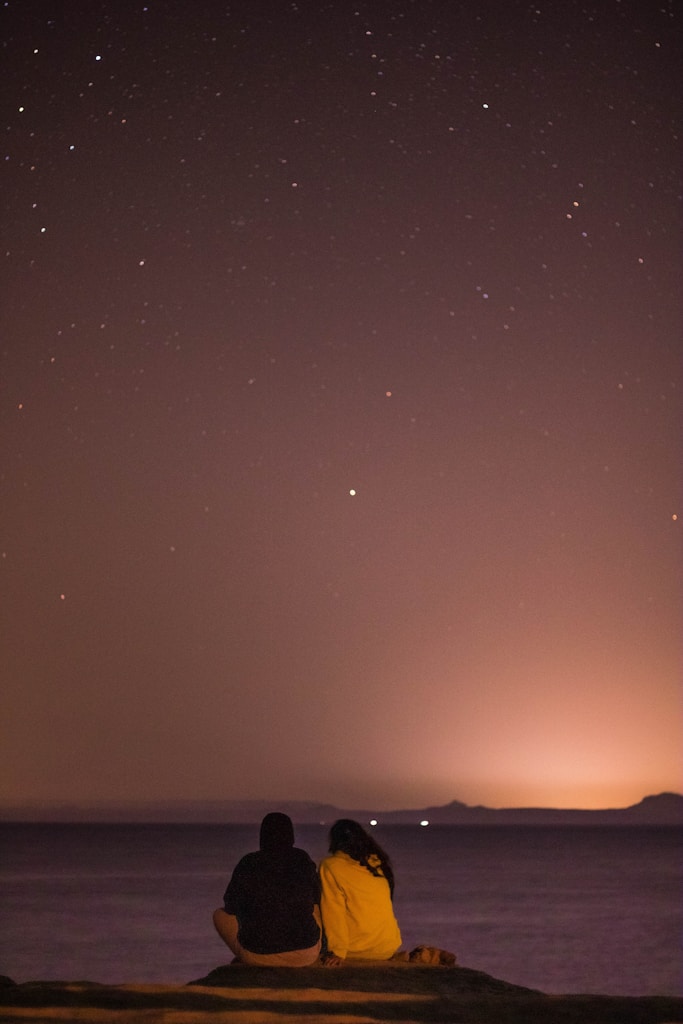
[[2, 792, 681, 825]]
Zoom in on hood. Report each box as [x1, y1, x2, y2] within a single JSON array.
[[259, 812, 295, 852]]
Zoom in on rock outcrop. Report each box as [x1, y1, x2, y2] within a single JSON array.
[[0, 963, 681, 1023]]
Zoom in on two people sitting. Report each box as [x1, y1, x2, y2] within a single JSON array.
[[213, 813, 401, 966]]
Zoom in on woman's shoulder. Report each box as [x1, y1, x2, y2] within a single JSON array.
[[320, 851, 355, 871]]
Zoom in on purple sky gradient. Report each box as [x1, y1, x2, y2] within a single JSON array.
[[2, 0, 681, 810]]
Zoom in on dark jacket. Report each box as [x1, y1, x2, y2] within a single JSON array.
[[223, 814, 321, 954]]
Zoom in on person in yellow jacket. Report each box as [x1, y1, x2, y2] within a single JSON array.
[[319, 819, 402, 962]]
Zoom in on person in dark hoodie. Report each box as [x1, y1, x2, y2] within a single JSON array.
[[212, 812, 322, 965]]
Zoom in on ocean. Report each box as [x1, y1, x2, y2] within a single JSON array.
[[0, 822, 680, 996]]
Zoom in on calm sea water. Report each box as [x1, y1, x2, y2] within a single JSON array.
[[0, 823, 680, 996]]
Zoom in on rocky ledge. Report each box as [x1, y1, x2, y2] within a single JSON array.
[[1, 962, 681, 1023]]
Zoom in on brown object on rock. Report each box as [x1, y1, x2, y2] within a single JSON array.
[[408, 944, 457, 966]]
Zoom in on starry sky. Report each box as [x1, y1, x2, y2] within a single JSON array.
[[2, 0, 681, 812]]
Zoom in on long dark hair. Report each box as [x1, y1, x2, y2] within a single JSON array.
[[328, 819, 396, 897]]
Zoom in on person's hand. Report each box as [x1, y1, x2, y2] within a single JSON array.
[[320, 950, 344, 967]]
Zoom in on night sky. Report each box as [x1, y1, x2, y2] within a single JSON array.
[[2, 0, 681, 812]]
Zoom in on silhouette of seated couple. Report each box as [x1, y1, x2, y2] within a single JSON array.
[[213, 813, 402, 967]]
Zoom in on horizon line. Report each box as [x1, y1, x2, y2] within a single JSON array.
[[1, 790, 681, 814]]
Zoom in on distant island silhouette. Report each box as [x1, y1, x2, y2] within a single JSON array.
[[2, 791, 681, 825]]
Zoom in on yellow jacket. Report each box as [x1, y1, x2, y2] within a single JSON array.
[[319, 851, 402, 960]]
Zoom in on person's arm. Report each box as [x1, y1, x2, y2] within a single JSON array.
[[223, 860, 245, 915], [305, 854, 322, 904], [319, 860, 349, 960]]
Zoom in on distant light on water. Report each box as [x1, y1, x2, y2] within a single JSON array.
[[420, 819, 429, 826], [369, 819, 377, 826]]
